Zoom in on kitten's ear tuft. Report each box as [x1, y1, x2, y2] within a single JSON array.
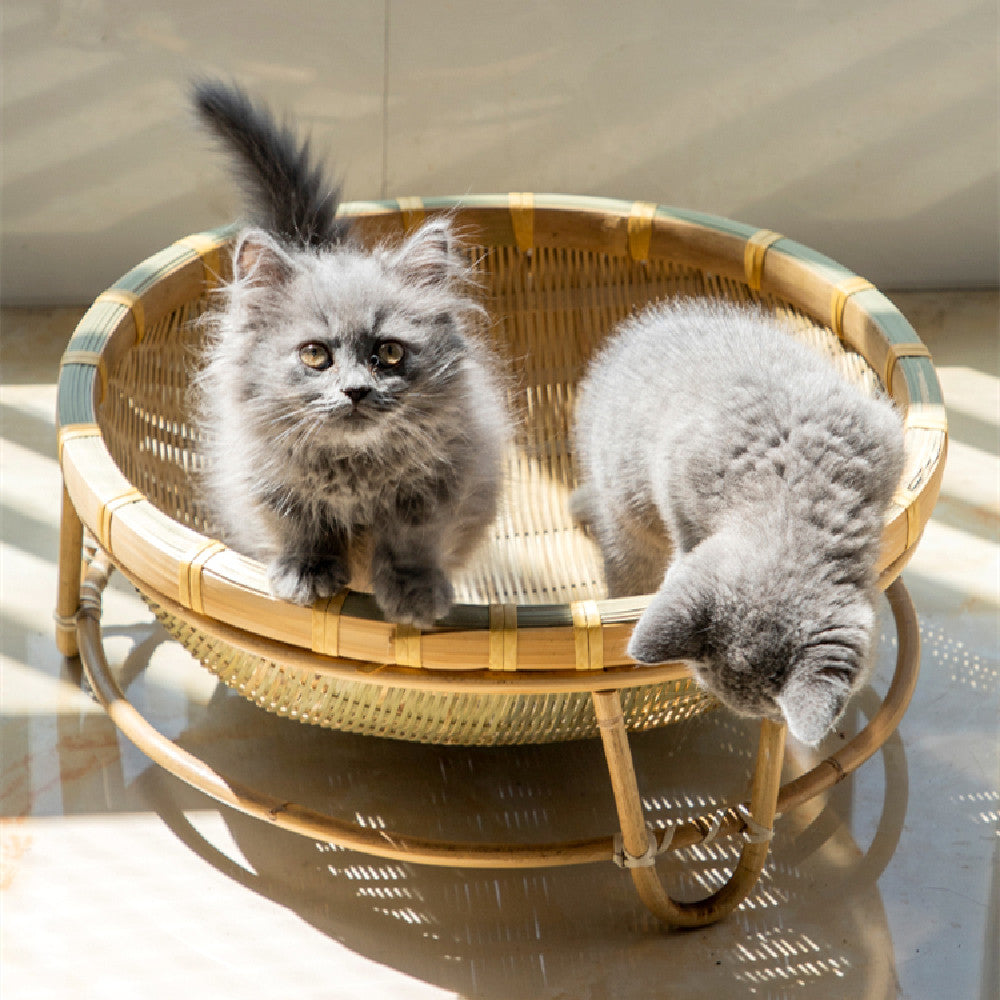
[[392, 219, 461, 286], [234, 229, 293, 286], [776, 665, 852, 746], [626, 568, 707, 665]]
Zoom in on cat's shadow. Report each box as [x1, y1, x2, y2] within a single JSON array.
[[122, 628, 907, 1000]]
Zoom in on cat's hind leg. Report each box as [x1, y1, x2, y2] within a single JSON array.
[[591, 503, 671, 599]]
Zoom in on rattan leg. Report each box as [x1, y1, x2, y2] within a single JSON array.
[[593, 689, 786, 928], [55, 483, 84, 657]]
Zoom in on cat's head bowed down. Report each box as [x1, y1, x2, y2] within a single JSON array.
[[626, 533, 877, 745]]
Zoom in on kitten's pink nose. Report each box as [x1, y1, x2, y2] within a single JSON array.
[[343, 387, 370, 404]]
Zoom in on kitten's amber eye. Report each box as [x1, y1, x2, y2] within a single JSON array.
[[299, 342, 332, 370], [375, 341, 405, 367]]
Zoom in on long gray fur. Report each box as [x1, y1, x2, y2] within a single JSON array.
[[192, 79, 349, 248], [572, 298, 904, 744], [191, 81, 510, 627]]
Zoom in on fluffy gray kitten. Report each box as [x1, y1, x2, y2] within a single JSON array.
[[572, 298, 905, 744], [191, 81, 508, 627]]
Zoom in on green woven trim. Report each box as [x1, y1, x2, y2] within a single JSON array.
[[338, 194, 761, 240], [895, 357, 944, 407], [57, 364, 99, 427], [115, 223, 238, 298]]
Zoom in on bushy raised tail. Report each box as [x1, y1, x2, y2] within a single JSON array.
[[192, 79, 348, 248]]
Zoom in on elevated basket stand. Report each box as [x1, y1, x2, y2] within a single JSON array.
[[55, 194, 945, 928]]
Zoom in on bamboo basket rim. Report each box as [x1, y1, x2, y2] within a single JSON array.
[[56, 193, 948, 681]]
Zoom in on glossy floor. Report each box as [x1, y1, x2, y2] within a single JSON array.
[[2, 292, 997, 1000]]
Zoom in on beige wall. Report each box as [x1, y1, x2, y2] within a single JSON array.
[[2, 0, 997, 304]]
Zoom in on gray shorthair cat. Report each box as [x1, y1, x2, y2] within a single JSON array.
[[573, 298, 904, 744], [191, 81, 509, 627]]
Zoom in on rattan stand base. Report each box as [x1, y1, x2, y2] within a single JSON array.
[[65, 540, 920, 930]]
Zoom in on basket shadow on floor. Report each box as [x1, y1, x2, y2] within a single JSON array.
[[73, 611, 907, 1000]]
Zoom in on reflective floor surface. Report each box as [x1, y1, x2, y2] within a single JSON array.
[[2, 291, 997, 999]]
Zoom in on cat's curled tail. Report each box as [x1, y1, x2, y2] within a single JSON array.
[[191, 79, 349, 249]]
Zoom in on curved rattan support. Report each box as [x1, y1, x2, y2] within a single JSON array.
[[595, 695, 786, 928], [589, 577, 920, 926], [74, 551, 920, 926]]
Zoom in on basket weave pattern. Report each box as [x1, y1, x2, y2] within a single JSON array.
[[57, 196, 947, 746]]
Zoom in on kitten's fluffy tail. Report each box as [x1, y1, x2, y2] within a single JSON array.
[[192, 79, 348, 248]]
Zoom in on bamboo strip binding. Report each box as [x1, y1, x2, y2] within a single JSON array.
[[173, 232, 227, 286], [97, 487, 144, 552], [397, 196, 426, 232], [744, 229, 783, 291], [830, 276, 875, 339], [572, 600, 604, 671], [489, 603, 518, 671], [312, 590, 350, 657], [508, 192, 534, 252], [96, 288, 146, 343], [177, 539, 226, 615], [886, 342, 933, 396], [627, 201, 657, 262]]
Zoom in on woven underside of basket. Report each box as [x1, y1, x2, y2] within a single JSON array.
[[94, 218, 886, 744], [145, 595, 711, 745]]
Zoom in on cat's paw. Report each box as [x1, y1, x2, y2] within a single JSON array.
[[374, 564, 454, 629], [268, 556, 349, 606]]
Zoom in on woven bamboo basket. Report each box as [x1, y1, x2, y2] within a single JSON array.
[[56, 194, 945, 927]]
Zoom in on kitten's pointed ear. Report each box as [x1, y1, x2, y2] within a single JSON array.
[[776, 665, 853, 746], [392, 219, 461, 286], [626, 566, 707, 665], [234, 228, 293, 285]]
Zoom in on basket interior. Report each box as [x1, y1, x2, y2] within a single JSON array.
[[96, 224, 882, 608]]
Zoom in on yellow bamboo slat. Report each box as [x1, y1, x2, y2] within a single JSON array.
[[96, 288, 146, 343], [488, 603, 518, 671], [885, 342, 933, 396], [177, 539, 227, 615], [891, 487, 922, 551], [311, 590, 350, 657], [509, 192, 534, 252], [173, 232, 228, 287], [572, 600, 604, 670], [627, 201, 657, 262], [394, 624, 423, 668], [57, 423, 101, 466], [829, 276, 875, 339], [743, 229, 783, 291], [97, 487, 144, 552]]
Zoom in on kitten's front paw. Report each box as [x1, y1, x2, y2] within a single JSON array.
[[268, 556, 349, 606], [374, 564, 454, 629]]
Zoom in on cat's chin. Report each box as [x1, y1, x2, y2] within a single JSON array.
[[331, 411, 381, 439]]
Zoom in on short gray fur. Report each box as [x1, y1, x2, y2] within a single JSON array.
[[572, 298, 904, 744]]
